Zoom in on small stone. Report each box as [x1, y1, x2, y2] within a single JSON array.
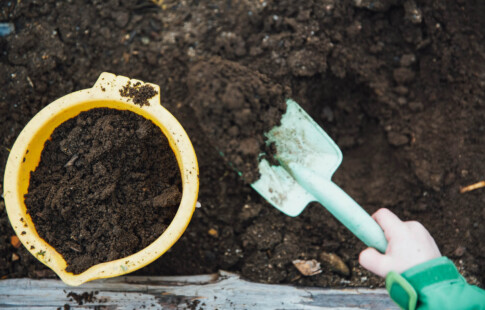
[[11, 253, 20, 262], [141, 37, 150, 45], [404, 0, 422, 24], [454, 246, 466, 257], [292, 259, 322, 276], [163, 32, 177, 44], [208, 228, 219, 238], [10, 236, 21, 248], [387, 131, 409, 146], [320, 252, 350, 276], [187, 47, 196, 58], [323, 0, 335, 12], [397, 97, 407, 105]]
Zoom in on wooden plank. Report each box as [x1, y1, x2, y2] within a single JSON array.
[[0, 271, 398, 309]]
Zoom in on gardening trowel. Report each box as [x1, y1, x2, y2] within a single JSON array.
[[251, 99, 388, 253]]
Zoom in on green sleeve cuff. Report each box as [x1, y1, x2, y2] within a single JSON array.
[[401, 256, 464, 291], [386, 257, 463, 310], [386, 271, 418, 310]]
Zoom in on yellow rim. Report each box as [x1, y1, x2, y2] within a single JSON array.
[[3, 73, 199, 286]]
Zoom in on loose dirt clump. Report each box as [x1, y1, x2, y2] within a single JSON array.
[[119, 81, 158, 106], [66, 291, 97, 306], [187, 57, 288, 183], [25, 108, 181, 274]]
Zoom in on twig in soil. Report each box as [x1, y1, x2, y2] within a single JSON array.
[[460, 181, 485, 194], [26, 76, 34, 88], [64, 154, 79, 168], [290, 275, 302, 282], [66, 241, 82, 253]]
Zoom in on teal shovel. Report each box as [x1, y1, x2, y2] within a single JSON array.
[[251, 99, 388, 253]]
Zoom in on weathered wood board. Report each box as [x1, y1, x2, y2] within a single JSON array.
[[0, 271, 398, 309]]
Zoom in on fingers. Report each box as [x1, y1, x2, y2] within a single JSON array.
[[372, 208, 405, 240], [361, 209, 443, 278], [359, 247, 391, 278]]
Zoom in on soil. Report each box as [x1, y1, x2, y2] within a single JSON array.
[[187, 57, 288, 183], [119, 80, 158, 106], [24, 108, 181, 274], [1, 0, 484, 289], [66, 291, 98, 306]]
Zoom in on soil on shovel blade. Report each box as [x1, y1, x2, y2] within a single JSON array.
[[1, 0, 484, 289], [24, 108, 181, 274]]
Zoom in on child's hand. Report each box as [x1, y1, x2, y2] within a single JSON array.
[[359, 208, 442, 278]]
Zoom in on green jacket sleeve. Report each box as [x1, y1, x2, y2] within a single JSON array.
[[385, 256, 485, 310]]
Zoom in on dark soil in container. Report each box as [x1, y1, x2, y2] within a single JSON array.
[[1, 0, 484, 288], [24, 108, 181, 274]]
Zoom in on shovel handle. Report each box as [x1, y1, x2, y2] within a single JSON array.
[[291, 166, 388, 253]]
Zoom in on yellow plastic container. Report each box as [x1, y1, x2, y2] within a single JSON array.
[[3, 72, 199, 286]]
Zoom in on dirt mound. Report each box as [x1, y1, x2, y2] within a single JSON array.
[[187, 57, 287, 183]]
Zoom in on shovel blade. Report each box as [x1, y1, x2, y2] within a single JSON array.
[[252, 159, 314, 216], [251, 99, 343, 216]]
